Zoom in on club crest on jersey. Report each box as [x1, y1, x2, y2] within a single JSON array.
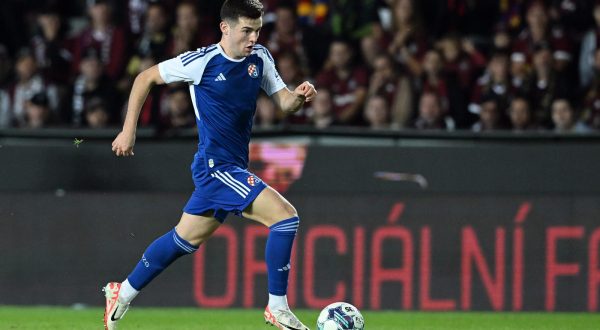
[[247, 175, 256, 186], [247, 63, 259, 78]]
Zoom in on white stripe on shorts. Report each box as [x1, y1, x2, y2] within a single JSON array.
[[220, 171, 250, 193], [212, 172, 248, 198]]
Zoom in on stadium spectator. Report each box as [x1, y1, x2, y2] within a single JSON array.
[[162, 84, 195, 129], [309, 88, 339, 129], [255, 93, 281, 129], [70, 0, 128, 81], [2, 0, 600, 134], [122, 52, 164, 128], [359, 15, 392, 71], [416, 50, 449, 113], [23, 92, 56, 128], [274, 1, 329, 74], [168, 1, 219, 57], [30, 5, 72, 85], [7, 49, 59, 127], [276, 52, 309, 124], [363, 94, 391, 130], [316, 39, 368, 125], [70, 47, 119, 126], [437, 33, 486, 128], [412, 91, 455, 130], [511, 1, 572, 73], [551, 98, 590, 133], [437, 34, 486, 91], [360, 34, 383, 71], [510, 49, 532, 95], [528, 42, 572, 128], [278, 52, 306, 91], [492, 25, 512, 54], [508, 96, 536, 131], [124, 0, 179, 39], [84, 97, 111, 128], [579, 1, 600, 88], [120, 1, 172, 96], [260, 2, 310, 74], [134, 1, 171, 62], [126, 0, 150, 38], [387, 0, 428, 77], [367, 53, 413, 128], [469, 51, 513, 116], [471, 97, 504, 131]]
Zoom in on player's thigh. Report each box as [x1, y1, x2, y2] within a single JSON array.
[[242, 186, 297, 227], [175, 212, 221, 246]]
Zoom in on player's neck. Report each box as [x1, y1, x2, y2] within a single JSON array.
[[218, 41, 244, 60]]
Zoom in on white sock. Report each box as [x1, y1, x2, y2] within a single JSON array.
[[268, 293, 289, 310], [118, 279, 139, 304]]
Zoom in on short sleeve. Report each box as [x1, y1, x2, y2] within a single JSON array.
[[158, 48, 217, 85], [256, 47, 286, 96]]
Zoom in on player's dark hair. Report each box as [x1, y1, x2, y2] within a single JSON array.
[[220, 0, 264, 22]]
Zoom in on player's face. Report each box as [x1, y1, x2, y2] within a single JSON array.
[[221, 17, 262, 59]]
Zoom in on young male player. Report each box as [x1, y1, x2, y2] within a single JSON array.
[[104, 1, 316, 329]]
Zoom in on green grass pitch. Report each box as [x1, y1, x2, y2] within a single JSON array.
[[0, 306, 599, 329]]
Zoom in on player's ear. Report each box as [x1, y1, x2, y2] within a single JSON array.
[[220, 21, 229, 35]]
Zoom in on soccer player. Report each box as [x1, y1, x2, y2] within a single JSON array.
[[104, 1, 316, 329]]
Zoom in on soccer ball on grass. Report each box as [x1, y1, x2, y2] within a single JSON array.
[[316, 302, 364, 330]]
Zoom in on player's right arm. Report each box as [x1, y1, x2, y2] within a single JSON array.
[[113, 48, 210, 156], [112, 65, 165, 157]]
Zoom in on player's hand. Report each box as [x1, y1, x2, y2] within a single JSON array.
[[112, 131, 136, 157], [294, 81, 317, 102]]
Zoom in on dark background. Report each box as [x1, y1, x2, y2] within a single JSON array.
[[1, 132, 600, 311]]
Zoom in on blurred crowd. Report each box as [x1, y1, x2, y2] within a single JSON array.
[[1, 0, 600, 133]]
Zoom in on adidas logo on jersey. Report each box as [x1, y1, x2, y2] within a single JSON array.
[[214, 73, 226, 81]]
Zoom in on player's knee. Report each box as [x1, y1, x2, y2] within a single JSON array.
[[285, 203, 298, 218]]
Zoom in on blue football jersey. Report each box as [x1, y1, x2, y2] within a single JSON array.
[[158, 43, 286, 170]]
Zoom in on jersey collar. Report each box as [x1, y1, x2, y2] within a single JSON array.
[[217, 43, 246, 63]]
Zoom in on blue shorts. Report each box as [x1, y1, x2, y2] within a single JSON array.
[[183, 157, 267, 223]]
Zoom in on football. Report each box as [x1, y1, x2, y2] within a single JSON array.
[[316, 302, 365, 330]]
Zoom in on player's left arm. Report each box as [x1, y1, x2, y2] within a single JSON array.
[[272, 82, 317, 113]]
